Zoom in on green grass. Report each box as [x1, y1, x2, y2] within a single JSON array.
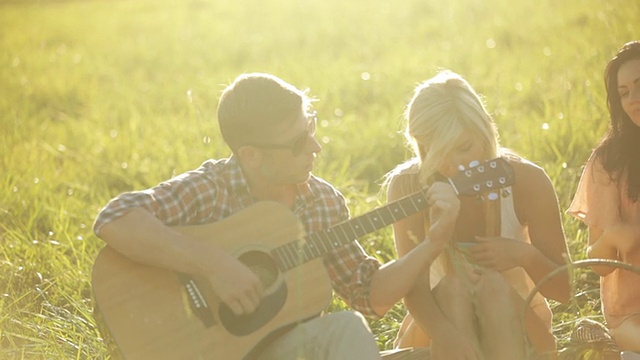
[[1, 0, 638, 358]]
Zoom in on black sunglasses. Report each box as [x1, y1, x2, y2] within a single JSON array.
[[246, 112, 318, 157]]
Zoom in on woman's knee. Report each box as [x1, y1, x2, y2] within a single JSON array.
[[475, 271, 512, 303], [434, 274, 472, 303], [433, 274, 475, 319]]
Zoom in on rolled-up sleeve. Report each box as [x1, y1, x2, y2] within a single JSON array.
[[93, 168, 221, 235], [325, 241, 381, 318], [301, 176, 383, 318]]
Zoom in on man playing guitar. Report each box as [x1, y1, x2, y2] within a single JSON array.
[[93, 73, 458, 359]]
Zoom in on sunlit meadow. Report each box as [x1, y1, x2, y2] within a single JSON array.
[[1, 0, 638, 358]]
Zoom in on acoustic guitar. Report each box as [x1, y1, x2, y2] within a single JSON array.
[[92, 158, 514, 359]]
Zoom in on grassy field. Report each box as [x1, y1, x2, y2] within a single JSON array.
[[1, 0, 638, 358]]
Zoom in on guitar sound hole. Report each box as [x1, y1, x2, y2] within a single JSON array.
[[220, 250, 287, 336], [238, 250, 279, 290]]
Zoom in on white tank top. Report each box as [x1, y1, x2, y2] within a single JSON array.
[[430, 187, 553, 329]]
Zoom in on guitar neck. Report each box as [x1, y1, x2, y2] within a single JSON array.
[[273, 189, 429, 271], [273, 157, 515, 271]]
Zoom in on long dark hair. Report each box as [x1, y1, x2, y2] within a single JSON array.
[[595, 40, 640, 202]]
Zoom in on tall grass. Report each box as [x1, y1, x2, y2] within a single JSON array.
[[1, 0, 638, 358]]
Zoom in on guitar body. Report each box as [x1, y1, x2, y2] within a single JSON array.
[[92, 202, 333, 360], [92, 158, 515, 360]]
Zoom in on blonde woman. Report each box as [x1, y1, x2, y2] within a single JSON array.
[[387, 71, 570, 360]]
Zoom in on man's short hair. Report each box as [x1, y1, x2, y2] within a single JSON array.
[[217, 73, 312, 152]]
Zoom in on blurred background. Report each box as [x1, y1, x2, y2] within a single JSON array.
[[0, 0, 637, 357]]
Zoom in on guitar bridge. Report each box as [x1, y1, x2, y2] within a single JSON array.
[[178, 273, 216, 328]]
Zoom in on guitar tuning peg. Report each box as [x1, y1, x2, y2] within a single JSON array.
[[469, 160, 480, 168], [487, 192, 499, 201], [458, 164, 466, 171]]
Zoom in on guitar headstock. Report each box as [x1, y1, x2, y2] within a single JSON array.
[[448, 158, 514, 197]]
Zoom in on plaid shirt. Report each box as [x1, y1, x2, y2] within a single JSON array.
[[94, 156, 381, 317]]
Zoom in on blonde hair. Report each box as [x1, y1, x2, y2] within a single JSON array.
[[404, 71, 500, 184]]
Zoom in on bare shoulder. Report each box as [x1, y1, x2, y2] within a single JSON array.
[[506, 156, 553, 190], [505, 156, 559, 223], [386, 162, 421, 200]]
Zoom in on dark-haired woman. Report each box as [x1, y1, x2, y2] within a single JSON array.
[[568, 40, 640, 351]]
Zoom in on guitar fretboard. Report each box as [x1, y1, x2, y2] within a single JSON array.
[[270, 157, 514, 272], [272, 190, 429, 271]]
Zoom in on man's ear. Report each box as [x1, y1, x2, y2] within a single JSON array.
[[236, 145, 262, 168]]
